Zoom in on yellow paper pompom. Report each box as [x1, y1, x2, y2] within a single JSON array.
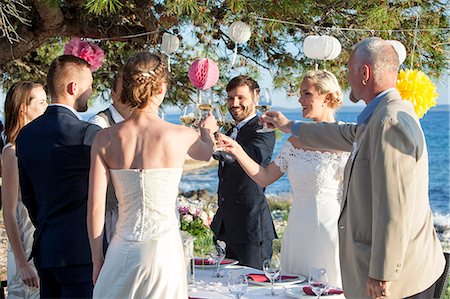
[[396, 69, 438, 118]]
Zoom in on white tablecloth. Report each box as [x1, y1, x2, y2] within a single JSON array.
[[188, 264, 345, 299]]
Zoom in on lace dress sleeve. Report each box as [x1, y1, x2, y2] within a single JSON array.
[[274, 141, 293, 174]]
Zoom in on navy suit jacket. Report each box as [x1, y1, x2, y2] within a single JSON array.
[[16, 105, 101, 268], [211, 116, 277, 244]]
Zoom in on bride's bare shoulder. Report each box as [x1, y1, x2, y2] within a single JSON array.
[[287, 136, 308, 150]]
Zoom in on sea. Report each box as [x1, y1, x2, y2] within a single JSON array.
[[159, 107, 450, 227]]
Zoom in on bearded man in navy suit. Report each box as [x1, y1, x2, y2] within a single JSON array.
[[211, 75, 276, 269], [16, 55, 101, 298]]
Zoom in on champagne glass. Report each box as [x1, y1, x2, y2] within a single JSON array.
[[198, 90, 214, 116], [308, 268, 328, 299], [210, 244, 226, 278], [180, 104, 198, 127], [212, 105, 225, 130], [256, 88, 274, 133], [228, 273, 248, 299], [263, 258, 281, 296]]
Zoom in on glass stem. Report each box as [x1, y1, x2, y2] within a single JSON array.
[[271, 279, 275, 296]]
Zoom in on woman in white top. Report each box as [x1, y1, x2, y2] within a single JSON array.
[[220, 70, 349, 288], [2, 82, 48, 298], [87, 52, 217, 298]]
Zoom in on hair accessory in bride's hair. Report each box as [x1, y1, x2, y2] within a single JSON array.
[[141, 70, 156, 77]]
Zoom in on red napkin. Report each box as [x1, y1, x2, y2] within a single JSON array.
[[303, 286, 344, 296], [194, 258, 234, 266], [246, 273, 299, 283]]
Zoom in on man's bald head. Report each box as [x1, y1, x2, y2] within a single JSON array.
[[352, 37, 400, 86]]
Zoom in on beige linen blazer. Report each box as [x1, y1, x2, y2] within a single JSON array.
[[296, 90, 445, 298]]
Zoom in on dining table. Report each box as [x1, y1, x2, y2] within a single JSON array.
[[188, 261, 346, 299]]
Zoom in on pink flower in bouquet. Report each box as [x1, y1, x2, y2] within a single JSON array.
[[64, 38, 105, 71]]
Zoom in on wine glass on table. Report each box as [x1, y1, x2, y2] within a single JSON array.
[[256, 88, 274, 133], [308, 267, 328, 299], [210, 244, 226, 278], [180, 104, 198, 127], [263, 258, 281, 296], [228, 272, 248, 299]]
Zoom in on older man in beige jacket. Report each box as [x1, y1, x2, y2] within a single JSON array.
[[263, 37, 445, 298]]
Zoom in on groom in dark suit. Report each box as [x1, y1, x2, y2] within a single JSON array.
[[16, 55, 101, 298], [211, 75, 276, 269]]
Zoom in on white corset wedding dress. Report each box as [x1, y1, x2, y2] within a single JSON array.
[[274, 142, 349, 288], [93, 168, 187, 299]]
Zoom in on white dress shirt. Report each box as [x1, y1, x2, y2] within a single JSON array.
[[88, 105, 125, 128]]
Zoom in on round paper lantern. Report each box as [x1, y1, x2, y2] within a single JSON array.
[[228, 21, 251, 44], [303, 35, 342, 60], [387, 40, 407, 65], [161, 33, 179, 54], [228, 21, 252, 67], [188, 58, 219, 90]]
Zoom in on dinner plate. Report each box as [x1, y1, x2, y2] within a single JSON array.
[[194, 257, 238, 269], [285, 286, 345, 299], [246, 273, 306, 286]]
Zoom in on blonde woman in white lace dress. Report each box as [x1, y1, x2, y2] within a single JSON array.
[[220, 70, 349, 288]]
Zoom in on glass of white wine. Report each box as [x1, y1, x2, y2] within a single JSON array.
[[198, 90, 214, 116], [256, 88, 274, 133], [180, 104, 198, 127]]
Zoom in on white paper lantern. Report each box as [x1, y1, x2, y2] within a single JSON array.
[[228, 21, 252, 67], [303, 35, 342, 60], [387, 40, 407, 65], [161, 33, 179, 54], [228, 21, 251, 44]]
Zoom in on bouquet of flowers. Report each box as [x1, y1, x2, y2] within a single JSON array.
[[178, 196, 214, 238]]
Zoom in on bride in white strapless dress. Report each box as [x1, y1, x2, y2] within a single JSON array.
[[93, 169, 186, 298], [87, 52, 217, 299]]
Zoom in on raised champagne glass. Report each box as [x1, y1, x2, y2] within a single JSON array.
[[180, 104, 198, 127], [256, 88, 274, 133], [198, 90, 214, 116]]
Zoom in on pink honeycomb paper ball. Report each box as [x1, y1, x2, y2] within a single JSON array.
[[188, 58, 219, 90]]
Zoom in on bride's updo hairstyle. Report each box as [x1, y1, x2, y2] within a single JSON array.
[[120, 52, 168, 110], [303, 70, 343, 110]]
